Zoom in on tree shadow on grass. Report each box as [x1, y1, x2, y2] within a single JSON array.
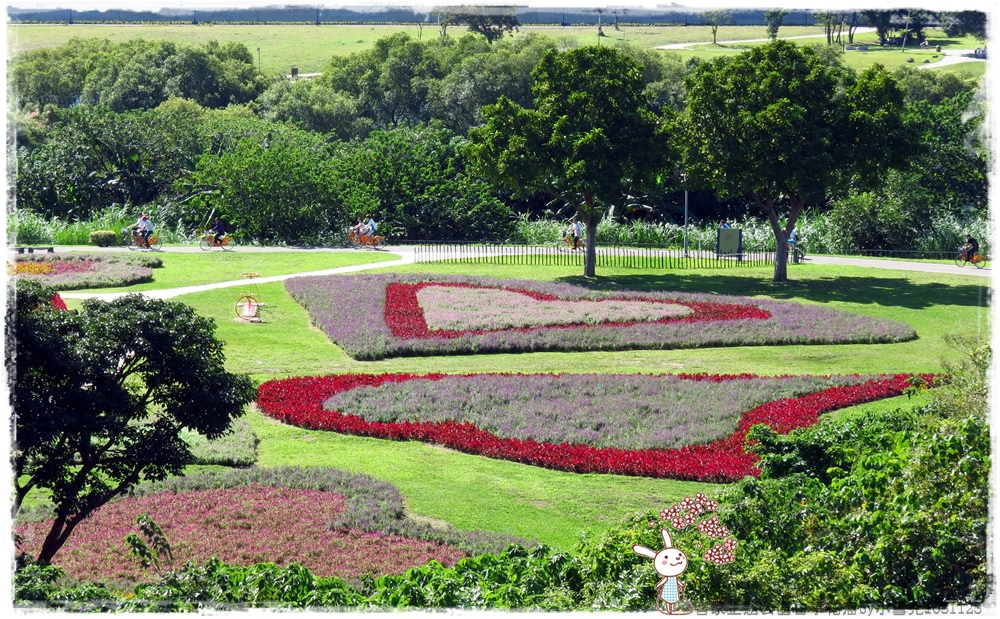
[[555, 273, 992, 311]]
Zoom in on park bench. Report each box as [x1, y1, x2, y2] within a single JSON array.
[[14, 246, 55, 254]]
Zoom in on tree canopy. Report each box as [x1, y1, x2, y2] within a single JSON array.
[[10, 281, 257, 565], [468, 45, 679, 277], [434, 6, 520, 43], [684, 40, 911, 281]]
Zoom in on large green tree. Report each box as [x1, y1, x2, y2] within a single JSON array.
[[467, 46, 679, 277], [10, 281, 256, 565], [328, 124, 513, 242], [181, 115, 341, 244], [684, 40, 911, 281], [15, 105, 202, 218]]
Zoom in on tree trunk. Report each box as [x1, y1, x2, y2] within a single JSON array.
[[38, 513, 77, 564], [756, 196, 803, 283], [584, 216, 597, 278]]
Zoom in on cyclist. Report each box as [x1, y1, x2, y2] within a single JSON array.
[[131, 215, 154, 249], [962, 235, 980, 262], [349, 217, 365, 237], [787, 228, 798, 251], [571, 216, 584, 248], [209, 218, 227, 245], [364, 215, 378, 236]]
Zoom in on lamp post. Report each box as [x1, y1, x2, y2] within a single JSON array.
[[681, 173, 689, 257]]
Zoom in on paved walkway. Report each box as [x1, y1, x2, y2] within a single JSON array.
[[56, 246, 416, 301], [50, 244, 990, 302]]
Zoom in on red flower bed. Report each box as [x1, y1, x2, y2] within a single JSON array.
[[385, 282, 771, 339], [257, 372, 934, 483]]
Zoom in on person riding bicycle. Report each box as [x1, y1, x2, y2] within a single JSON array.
[[209, 218, 227, 245], [349, 217, 366, 238], [364, 215, 378, 236], [571, 216, 583, 248], [962, 235, 979, 261], [787, 228, 799, 251], [131, 215, 154, 249]]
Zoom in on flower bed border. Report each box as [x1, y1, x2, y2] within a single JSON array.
[[257, 372, 933, 483]]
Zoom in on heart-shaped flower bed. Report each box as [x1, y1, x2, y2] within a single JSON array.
[[258, 372, 932, 482], [285, 274, 916, 360]]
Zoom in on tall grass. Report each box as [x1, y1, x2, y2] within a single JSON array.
[[508, 210, 990, 255], [8, 205, 191, 246]]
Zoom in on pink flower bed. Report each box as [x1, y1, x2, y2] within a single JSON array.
[[285, 274, 917, 360], [387, 281, 767, 339], [10, 253, 156, 289], [257, 372, 933, 483], [15, 485, 466, 585]]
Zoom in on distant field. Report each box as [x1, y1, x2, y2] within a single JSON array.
[[8, 23, 826, 75], [7, 23, 983, 77]]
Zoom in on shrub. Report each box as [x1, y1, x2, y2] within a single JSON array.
[[88, 230, 118, 247], [181, 418, 258, 467]]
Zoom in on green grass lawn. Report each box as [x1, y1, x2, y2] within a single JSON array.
[[72, 249, 400, 294], [668, 28, 986, 75], [115, 256, 986, 551]]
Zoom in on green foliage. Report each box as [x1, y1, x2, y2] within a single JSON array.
[[88, 229, 118, 247], [13, 563, 67, 602], [426, 34, 557, 134], [16, 105, 202, 219], [10, 281, 257, 564], [684, 40, 911, 280], [764, 9, 788, 40], [11, 37, 265, 113], [469, 45, 679, 276], [182, 115, 341, 244], [329, 124, 513, 241], [125, 514, 174, 575], [126, 558, 362, 611], [182, 418, 259, 467], [253, 79, 372, 140], [707, 349, 991, 609]]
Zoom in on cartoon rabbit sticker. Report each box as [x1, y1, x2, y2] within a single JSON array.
[[633, 528, 691, 615]]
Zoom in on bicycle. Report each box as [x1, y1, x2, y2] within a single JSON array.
[[199, 233, 237, 251], [122, 227, 163, 251], [955, 247, 988, 269], [346, 230, 385, 249], [557, 234, 586, 252]]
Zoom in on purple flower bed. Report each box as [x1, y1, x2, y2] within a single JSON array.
[[285, 274, 917, 360], [323, 373, 874, 451], [10, 253, 160, 289]]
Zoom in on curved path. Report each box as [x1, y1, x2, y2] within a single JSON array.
[[51, 244, 990, 303]]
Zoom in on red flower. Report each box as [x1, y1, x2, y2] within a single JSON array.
[[257, 372, 935, 483]]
